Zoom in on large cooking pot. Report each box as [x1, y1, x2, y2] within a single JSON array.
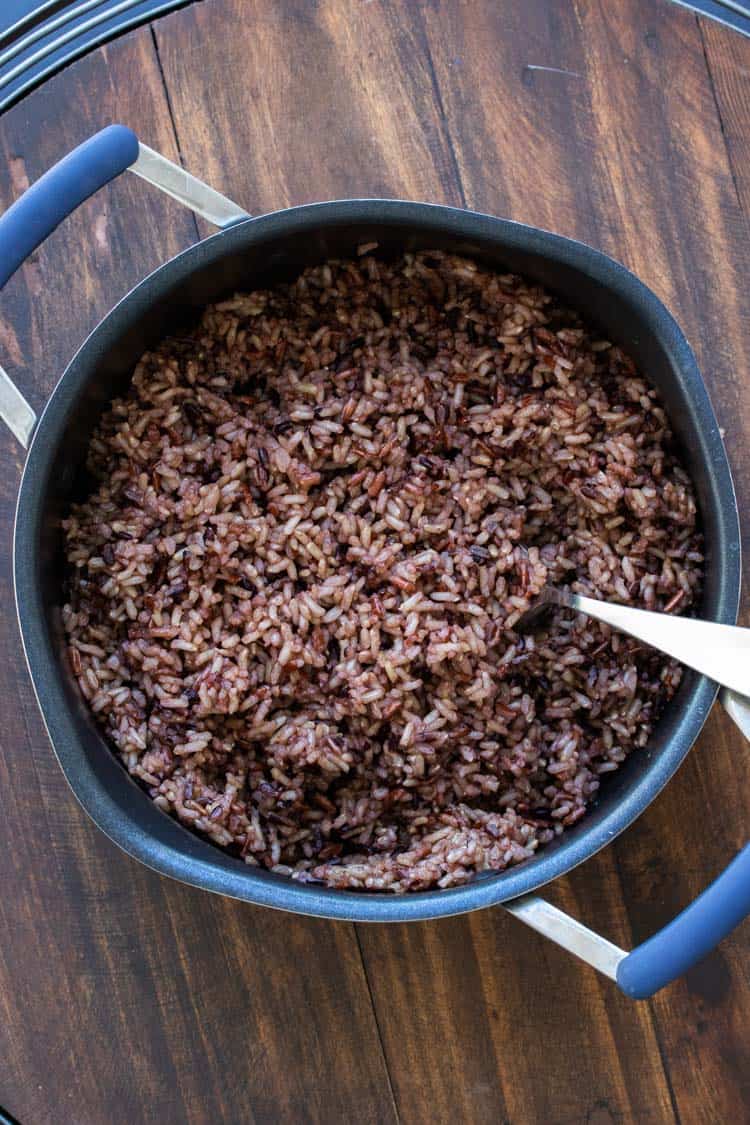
[[2, 126, 749, 999]]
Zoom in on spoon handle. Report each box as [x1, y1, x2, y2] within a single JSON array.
[[572, 594, 750, 696]]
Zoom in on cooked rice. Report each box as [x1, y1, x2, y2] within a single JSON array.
[[62, 251, 703, 891]]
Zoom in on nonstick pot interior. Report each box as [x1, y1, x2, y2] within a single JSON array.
[[14, 202, 741, 921]]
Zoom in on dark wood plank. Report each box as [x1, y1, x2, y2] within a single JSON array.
[[701, 15, 750, 215], [0, 25, 396, 1125], [151, 0, 464, 223]]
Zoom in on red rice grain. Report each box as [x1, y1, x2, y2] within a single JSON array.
[[62, 251, 703, 891]]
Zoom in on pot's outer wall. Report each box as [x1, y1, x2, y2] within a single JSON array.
[[14, 201, 742, 921]]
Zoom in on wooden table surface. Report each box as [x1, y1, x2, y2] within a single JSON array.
[[1, 1, 749, 1122]]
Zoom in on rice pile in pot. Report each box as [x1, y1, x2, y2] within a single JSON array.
[[62, 250, 703, 891]]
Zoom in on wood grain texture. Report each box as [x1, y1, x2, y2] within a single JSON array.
[[701, 15, 750, 215], [0, 1, 749, 1122]]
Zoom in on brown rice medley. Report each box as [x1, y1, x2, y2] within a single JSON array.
[[62, 251, 703, 891]]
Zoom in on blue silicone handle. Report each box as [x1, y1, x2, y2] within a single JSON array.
[[617, 843, 750, 998], [0, 124, 139, 291]]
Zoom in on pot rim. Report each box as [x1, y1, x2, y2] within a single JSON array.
[[13, 199, 742, 921]]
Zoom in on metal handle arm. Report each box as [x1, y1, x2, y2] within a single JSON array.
[[506, 687, 750, 998], [0, 124, 249, 448]]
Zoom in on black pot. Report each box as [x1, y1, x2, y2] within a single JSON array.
[[2, 127, 747, 999]]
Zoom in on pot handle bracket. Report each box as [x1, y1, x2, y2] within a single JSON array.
[[507, 687, 750, 998], [0, 124, 249, 447]]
